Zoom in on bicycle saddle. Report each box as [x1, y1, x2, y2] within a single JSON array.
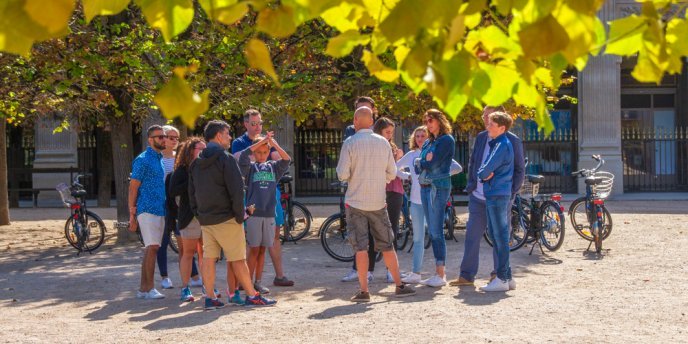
[[585, 176, 604, 186], [71, 189, 87, 197], [279, 175, 293, 183], [526, 174, 545, 184]]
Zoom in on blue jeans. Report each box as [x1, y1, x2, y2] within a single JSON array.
[[460, 195, 497, 281], [421, 186, 450, 266], [485, 195, 512, 281], [410, 202, 426, 273]]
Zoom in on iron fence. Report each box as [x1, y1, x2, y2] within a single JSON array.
[[294, 129, 343, 196], [514, 128, 579, 194], [77, 133, 98, 197], [622, 127, 688, 192]]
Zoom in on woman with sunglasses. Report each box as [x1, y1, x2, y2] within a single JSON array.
[[414, 109, 455, 288]]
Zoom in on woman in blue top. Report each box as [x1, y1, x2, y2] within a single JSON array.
[[414, 109, 455, 288]]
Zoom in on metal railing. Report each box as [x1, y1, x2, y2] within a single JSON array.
[[622, 127, 688, 192], [294, 129, 343, 196]]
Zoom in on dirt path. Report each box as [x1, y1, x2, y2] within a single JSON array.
[[1, 201, 687, 343]]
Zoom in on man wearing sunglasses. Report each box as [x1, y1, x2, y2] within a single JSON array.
[[232, 109, 294, 292], [130, 125, 168, 300]]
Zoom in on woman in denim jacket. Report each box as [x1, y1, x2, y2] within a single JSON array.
[[414, 109, 455, 288]]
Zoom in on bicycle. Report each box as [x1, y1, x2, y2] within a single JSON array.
[[320, 181, 355, 262], [278, 173, 313, 243], [483, 159, 565, 254], [56, 174, 106, 255], [569, 155, 614, 254]]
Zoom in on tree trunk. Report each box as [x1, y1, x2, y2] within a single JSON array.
[[96, 127, 113, 208], [0, 120, 10, 225], [110, 89, 136, 242]]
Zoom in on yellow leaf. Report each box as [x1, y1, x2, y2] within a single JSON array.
[[83, 0, 131, 22], [443, 15, 465, 59], [24, 0, 73, 35], [325, 30, 370, 57], [518, 14, 570, 58], [154, 76, 209, 128], [362, 50, 399, 82], [136, 0, 194, 42], [199, 0, 249, 25], [605, 15, 647, 56], [320, 2, 361, 32], [244, 38, 281, 86], [0, 0, 49, 55], [257, 5, 297, 38]]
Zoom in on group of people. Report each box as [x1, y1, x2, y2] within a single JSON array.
[[336, 97, 524, 302], [128, 95, 525, 308], [129, 109, 296, 310]]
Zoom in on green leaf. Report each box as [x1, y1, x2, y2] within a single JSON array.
[[199, 0, 249, 25], [244, 38, 281, 86], [480, 62, 519, 105], [605, 15, 647, 55], [518, 14, 570, 58], [426, 52, 471, 118], [136, 0, 194, 42], [362, 50, 399, 82], [443, 15, 465, 59], [379, 0, 461, 43], [83, 0, 131, 22], [154, 75, 210, 128], [564, 0, 605, 15], [325, 30, 370, 57], [257, 5, 297, 38]]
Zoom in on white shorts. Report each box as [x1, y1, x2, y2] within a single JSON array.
[[137, 213, 165, 247]]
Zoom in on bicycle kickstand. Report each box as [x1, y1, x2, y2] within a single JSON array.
[[586, 240, 593, 252], [529, 239, 545, 256]]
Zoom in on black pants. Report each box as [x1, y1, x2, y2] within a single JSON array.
[[351, 191, 404, 272]]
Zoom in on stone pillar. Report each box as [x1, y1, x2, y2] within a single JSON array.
[[272, 114, 296, 192], [32, 117, 78, 203], [576, 0, 624, 195]]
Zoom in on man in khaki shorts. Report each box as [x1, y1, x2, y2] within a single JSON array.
[[189, 120, 276, 310], [336, 106, 416, 302]]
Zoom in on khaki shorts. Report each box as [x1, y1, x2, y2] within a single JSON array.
[[137, 213, 165, 247], [201, 219, 245, 261], [346, 206, 395, 252], [180, 218, 202, 240]]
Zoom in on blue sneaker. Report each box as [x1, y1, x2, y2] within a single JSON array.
[[201, 286, 221, 299], [227, 289, 245, 306], [204, 297, 225, 311], [244, 293, 277, 307], [180, 286, 194, 302]]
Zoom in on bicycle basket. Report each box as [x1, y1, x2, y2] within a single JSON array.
[[56, 183, 77, 205], [519, 180, 539, 198], [593, 171, 614, 199]]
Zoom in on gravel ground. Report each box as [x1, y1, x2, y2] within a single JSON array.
[[1, 201, 687, 343]]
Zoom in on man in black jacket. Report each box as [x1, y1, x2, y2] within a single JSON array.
[[189, 120, 276, 309]]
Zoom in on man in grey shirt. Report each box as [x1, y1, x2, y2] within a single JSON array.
[[336, 106, 416, 302]]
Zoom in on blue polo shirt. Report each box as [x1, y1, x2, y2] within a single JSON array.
[[131, 146, 166, 216]]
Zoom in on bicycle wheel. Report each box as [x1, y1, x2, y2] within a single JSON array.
[[320, 214, 354, 262], [569, 198, 613, 241], [64, 210, 106, 252], [424, 225, 431, 249], [169, 231, 179, 254], [444, 203, 456, 241], [483, 203, 528, 251], [395, 214, 410, 251], [280, 201, 312, 242], [539, 201, 565, 251]]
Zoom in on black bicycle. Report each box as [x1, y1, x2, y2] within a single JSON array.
[[278, 173, 313, 243], [320, 181, 355, 262], [569, 155, 614, 254], [56, 175, 106, 255]]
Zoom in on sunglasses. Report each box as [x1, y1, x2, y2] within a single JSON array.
[[149, 135, 167, 140], [423, 118, 435, 125], [248, 120, 264, 126], [167, 136, 179, 141]]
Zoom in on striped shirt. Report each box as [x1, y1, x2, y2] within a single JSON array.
[[336, 129, 397, 211], [162, 156, 175, 177]]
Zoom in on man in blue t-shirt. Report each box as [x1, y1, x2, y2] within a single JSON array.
[[232, 109, 294, 289], [129, 125, 168, 300]]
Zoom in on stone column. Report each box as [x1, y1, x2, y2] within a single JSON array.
[[576, 0, 624, 195], [32, 117, 78, 203]]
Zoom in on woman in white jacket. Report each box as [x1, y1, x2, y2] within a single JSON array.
[[397, 126, 462, 284]]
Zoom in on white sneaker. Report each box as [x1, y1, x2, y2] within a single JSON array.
[[367, 272, 373, 283], [161, 278, 174, 289], [190, 278, 203, 287], [479, 278, 509, 292], [136, 290, 147, 299], [145, 288, 166, 299], [401, 272, 422, 284], [421, 275, 447, 287], [341, 270, 358, 282], [400, 271, 411, 278], [508, 279, 516, 290], [386, 270, 395, 283]]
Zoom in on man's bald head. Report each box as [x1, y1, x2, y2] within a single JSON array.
[[353, 106, 374, 131]]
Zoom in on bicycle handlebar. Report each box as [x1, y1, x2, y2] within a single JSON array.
[[571, 155, 605, 177]]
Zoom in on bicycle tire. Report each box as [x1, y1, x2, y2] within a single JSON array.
[[320, 214, 354, 262], [169, 232, 179, 254], [280, 201, 313, 242], [444, 203, 456, 241], [424, 225, 431, 249], [395, 213, 410, 251], [569, 198, 613, 241], [483, 203, 529, 251], [539, 201, 565, 251], [64, 210, 106, 253]]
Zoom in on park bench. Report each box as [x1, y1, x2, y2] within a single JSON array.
[[7, 167, 81, 207]]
